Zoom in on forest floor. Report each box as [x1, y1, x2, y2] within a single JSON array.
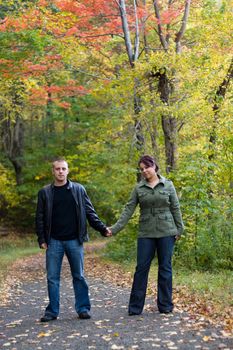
[[0, 242, 232, 350]]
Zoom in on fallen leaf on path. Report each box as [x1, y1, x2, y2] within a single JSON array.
[[37, 330, 54, 338], [203, 335, 211, 342]]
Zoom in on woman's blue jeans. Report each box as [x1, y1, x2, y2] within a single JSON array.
[[45, 238, 90, 317], [129, 236, 175, 314]]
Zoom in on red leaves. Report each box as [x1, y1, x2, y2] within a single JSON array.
[[0, 0, 192, 108], [28, 87, 48, 106], [156, 9, 182, 25], [53, 0, 121, 38], [65, 26, 78, 36], [38, 0, 49, 6], [55, 0, 87, 15], [26, 64, 48, 73], [29, 83, 89, 108]]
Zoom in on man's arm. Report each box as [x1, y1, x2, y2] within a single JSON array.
[[35, 190, 47, 247], [83, 188, 111, 236]]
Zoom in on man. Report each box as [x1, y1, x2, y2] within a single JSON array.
[[36, 158, 111, 322]]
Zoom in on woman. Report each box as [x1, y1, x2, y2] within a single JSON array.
[[110, 155, 184, 315]]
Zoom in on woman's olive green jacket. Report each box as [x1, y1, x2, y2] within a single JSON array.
[[111, 176, 184, 238]]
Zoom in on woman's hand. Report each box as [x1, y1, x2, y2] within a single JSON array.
[[40, 243, 48, 249], [104, 228, 112, 237]]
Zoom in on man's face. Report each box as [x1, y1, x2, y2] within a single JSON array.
[[52, 161, 69, 184]]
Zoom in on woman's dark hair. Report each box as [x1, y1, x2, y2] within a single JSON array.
[[138, 155, 159, 172]]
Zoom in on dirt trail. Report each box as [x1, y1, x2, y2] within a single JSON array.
[[0, 246, 232, 349]]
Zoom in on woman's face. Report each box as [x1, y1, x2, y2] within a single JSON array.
[[139, 162, 156, 180]]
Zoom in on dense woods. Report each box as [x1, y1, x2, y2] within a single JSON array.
[[0, 0, 232, 270]]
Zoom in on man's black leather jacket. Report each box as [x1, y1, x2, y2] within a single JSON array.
[[35, 180, 107, 247]]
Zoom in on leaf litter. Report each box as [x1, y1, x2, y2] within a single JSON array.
[[0, 241, 232, 350]]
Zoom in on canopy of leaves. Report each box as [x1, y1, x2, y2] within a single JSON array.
[[0, 0, 232, 270]]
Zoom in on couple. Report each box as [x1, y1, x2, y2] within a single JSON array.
[[35, 156, 184, 322]]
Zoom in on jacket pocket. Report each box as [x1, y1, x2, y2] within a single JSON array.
[[157, 213, 176, 232], [138, 192, 149, 206], [158, 191, 171, 205], [159, 190, 170, 196], [158, 213, 171, 220], [138, 192, 148, 198]]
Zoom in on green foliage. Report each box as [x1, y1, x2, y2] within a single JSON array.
[[0, 162, 21, 222], [0, 0, 232, 272], [103, 151, 233, 271], [172, 155, 233, 271], [104, 225, 138, 263], [0, 0, 36, 19], [0, 31, 53, 62]]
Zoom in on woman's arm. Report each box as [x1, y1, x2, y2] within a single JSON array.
[[111, 187, 138, 234], [169, 182, 184, 236]]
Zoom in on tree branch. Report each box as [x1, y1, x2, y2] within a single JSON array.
[[117, 0, 134, 67], [133, 0, 140, 61], [153, 0, 169, 51], [175, 0, 191, 53]]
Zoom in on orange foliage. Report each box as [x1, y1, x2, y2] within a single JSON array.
[[29, 83, 89, 108], [0, 0, 187, 107]]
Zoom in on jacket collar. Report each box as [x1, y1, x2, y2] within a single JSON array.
[[51, 179, 72, 189], [138, 174, 165, 188], [67, 180, 72, 189]]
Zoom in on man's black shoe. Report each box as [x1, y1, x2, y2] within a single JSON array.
[[40, 315, 57, 322], [159, 310, 172, 314], [78, 311, 91, 319], [128, 311, 141, 316]]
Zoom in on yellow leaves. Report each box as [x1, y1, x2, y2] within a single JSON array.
[[224, 315, 233, 332], [102, 335, 112, 342], [203, 335, 211, 342], [34, 174, 48, 181], [66, 332, 81, 338], [0, 164, 19, 207], [37, 330, 55, 338], [37, 331, 50, 338]]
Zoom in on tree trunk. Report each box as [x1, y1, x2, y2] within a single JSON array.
[[0, 80, 25, 185], [208, 58, 233, 195], [133, 78, 144, 150], [152, 0, 191, 172], [2, 115, 24, 185], [157, 69, 178, 173], [209, 58, 233, 161], [161, 116, 178, 173], [118, 0, 145, 154]]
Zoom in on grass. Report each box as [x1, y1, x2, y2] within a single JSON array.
[[0, 233, 39, 286], [173, 268, 233, 306], [106, 258, 233, 312], [0, 233, 232, 314]]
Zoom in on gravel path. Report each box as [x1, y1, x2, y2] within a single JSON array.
[[0, 255, 232, 350]]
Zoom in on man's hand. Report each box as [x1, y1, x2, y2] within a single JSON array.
[[40, 243, 48, 249], [175, 235, 181, 241], [104, 227, 112, 237]]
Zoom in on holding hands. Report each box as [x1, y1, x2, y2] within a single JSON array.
[[104, 227, 112, 237]]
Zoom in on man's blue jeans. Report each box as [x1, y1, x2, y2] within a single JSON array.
[[128, 236, 175, 314], [45, 238, 90, 317]]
